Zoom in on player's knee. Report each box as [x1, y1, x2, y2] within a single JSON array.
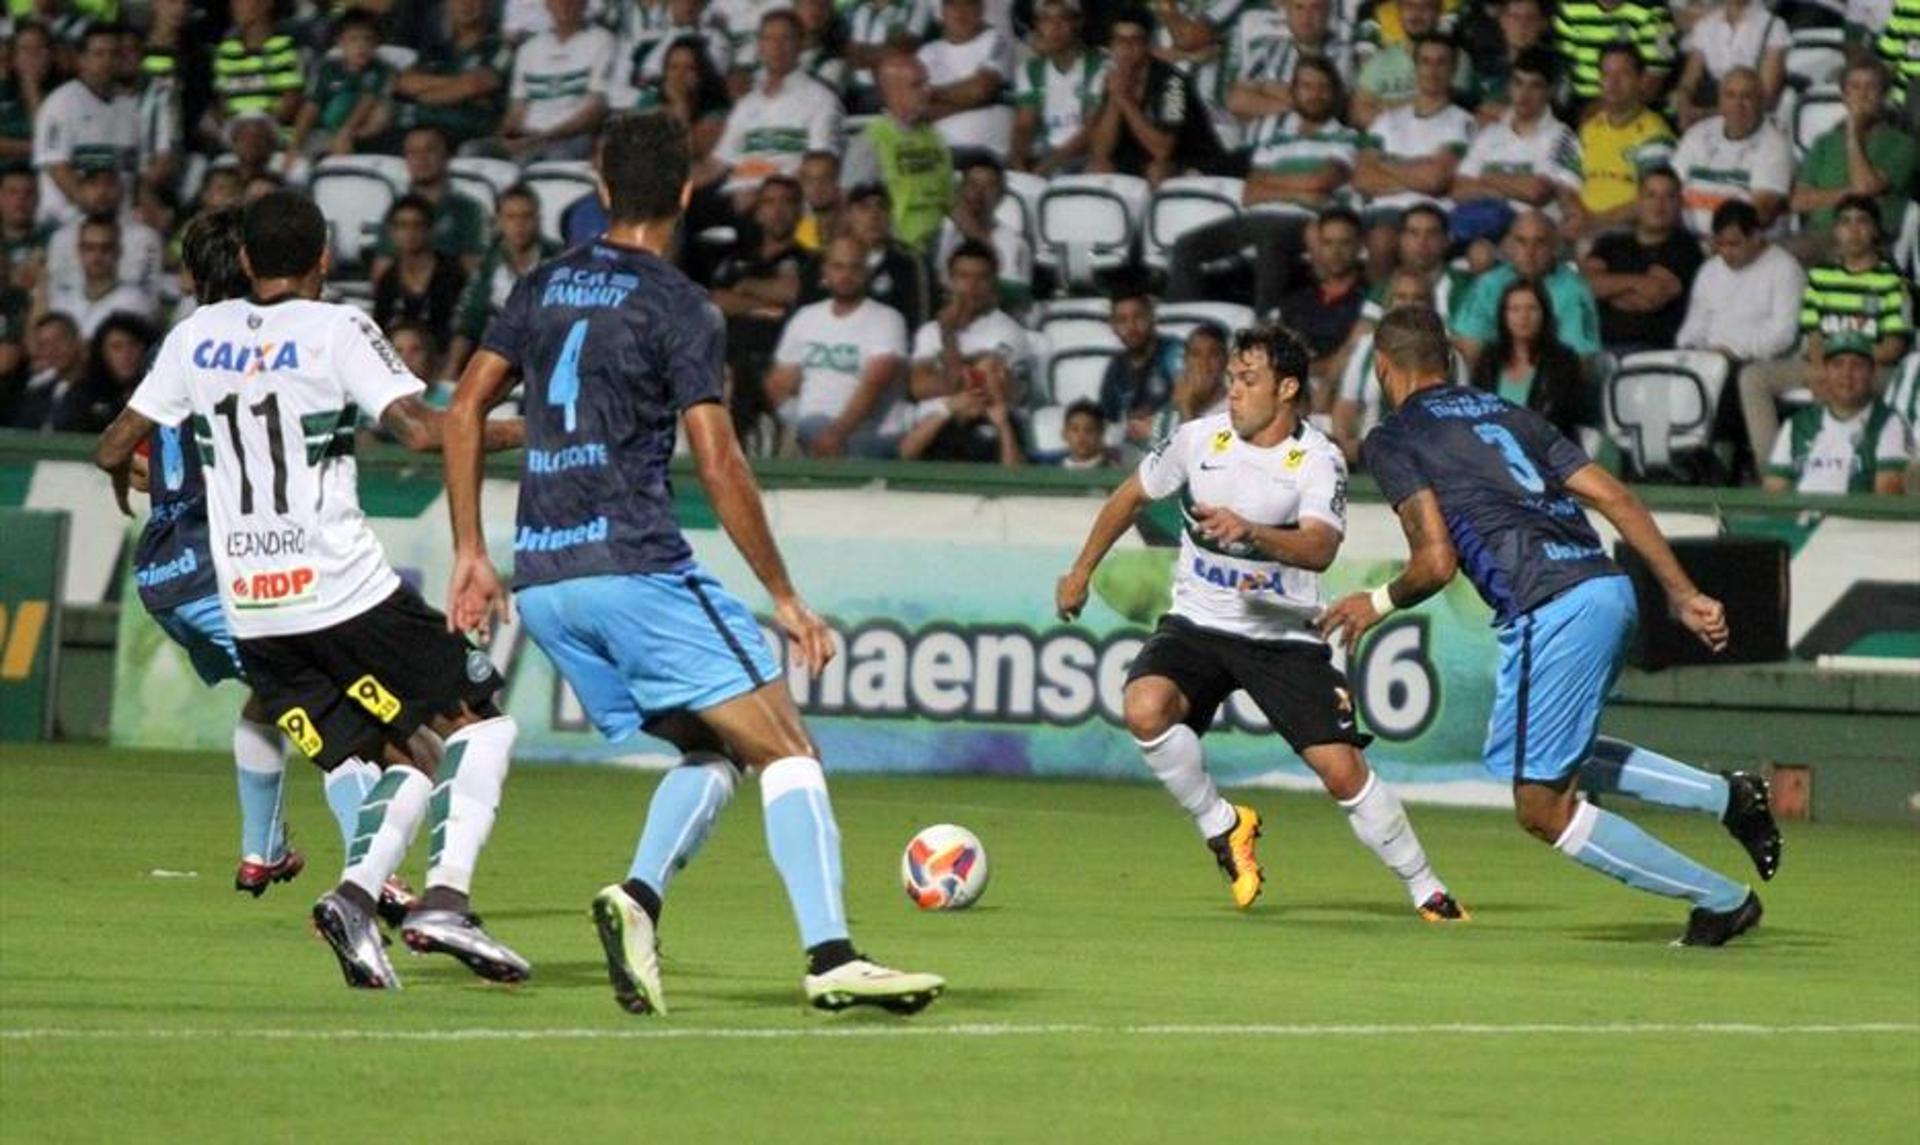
[[1123, 689, 1182, 742], [1514, 800, 1570, 845]]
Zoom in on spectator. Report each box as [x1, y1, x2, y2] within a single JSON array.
[[843, 57, 951, 258], [1468, 277, 1590, 436], [0, 169, 48, 292], [386, 320, 443, 390], [1353, 0, 1472, 124], [45, 167, 162, 298], [193, 168, 245, 215], [898, 347, 1027, 464], [1582, 165, 1705, 355], [5, 21, 58, 162], [373, 127, 490, 275], [242, 171, 285, 203], [795, 0, 851, 94], [1150, 321, 1232, 441], [211, 0, 304, 128], [1877, 0, 1920, 112], [8, 311, 87, 430], [72, 309, 154, 432], [217, 111, 306, 188], [1099, 284, 1182, 445], [766, 233, 913, 457], [1012, 0, 1104, 175], [1359, 201, 1473, 325], [711, 175, 821, 410], [138, 0, 214, 163], [1676, 200, 1806, 377], [844, 0, 936, 115], [616, 0, 731, 97], [1451, 210, 1602, 363], [371, 195, 469, 336], [1789, 60, 1918, 245], [390, 0, 516, 153], [0, 251, 26, 393], [1470, 0, 1550, 123], [32, 22, 135, 227], [501, 0, 616, 162], [1060, 398, 1121, 469], [1552, 0, 1676, 108], [917, 0, 1014, 161], [36, 215, 155, 337], [285, 10, 393, 161], [707, 10, 842, 197], [449, 184, 558, 375], [908, 238, 1034, 404], [1335, 269, 1441, 461], [1739, 195, 1913, 462], [503, 0, 610, 41], [1764, 334, 1909, 494], [129, 11, 182, 196], [794, 150, 845, 251], [933, 153, 1033, 313], [1352, 35, 1474, 269], [1154, 0, 1239, 68], [1277, 206, 1369, 392], [1674, 0, 1789, 127], [0, 30, 38, 166], [1452, 48, 1583, 230], [1087, 7, 1221, 184], [640, 34, 733, 168], [1170, 56, 1354, 318], [844, 182, 933, 329], [1571, 43, 1675, 238], [1670, 67, 1792, 237], [1226, 0, 1355, 123]]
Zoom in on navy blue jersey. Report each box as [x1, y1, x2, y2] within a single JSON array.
[[132, 421, 219, 611], [482, 239, 726, 589], [1364, 384, 1619, 626]]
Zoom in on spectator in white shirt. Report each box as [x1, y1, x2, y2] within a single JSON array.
[[708, 9, 844, 200], [1675, 200, 1806, 366], [909, 237, 1035, 404], [1674, 0, 1789, 128], [766, 234, 914, 457], [933, 153, 1034, 314], [1669, 67, 1792, 236], [1225, 0, 1356, 123], [500, 0, 616, 162], [917, 0, 1014, 160], [35, 216, 157, 340], [1763, 336, 1909, 496], [43, 166, 162, 299], [1352, 34, 1473, 272], [32, 23, 137, 227], [1452, 48, 1584, 226], [1011, 0, 1105, 175]]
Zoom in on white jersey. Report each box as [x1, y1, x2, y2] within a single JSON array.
[[918, 29, 1015, 157], [511, 25, 618, 134], [127, 298, 427, 639], [774, 297, 911, 432], [1458, 110, 1584, 217], [32, 78, 138, 226], [1670, 116, 1792, 237], [1360, 101, 1475, 211], [715, 72, 844, 192], [1137, 414, 1348, 643], [911, 308, 1037, 394]]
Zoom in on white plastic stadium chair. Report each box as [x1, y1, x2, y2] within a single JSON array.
[[1156, 301, 1256, 343], [318, 151, 408, 190], [1034, 298, 1118, 352], [1027, 403, 1069, 460], [1895, 200, 1919, 283], [309, 164, 398, 271], [450, 156, 524, 199], [1145, 176, 1245, 272], [1791, 87, 1846, 157], [1001, 169, 1048, 252], [1046, 347, 1118, 407], [450, 169, 498, 213], [523, 160, 599, 245], [1785, 27, 1846, 92], [1883, 351, 1920, 430], [1036, 173, 1150, 286], [1605, 350, 1732, 479]]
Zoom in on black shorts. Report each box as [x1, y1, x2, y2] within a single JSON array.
[[236, 584, 504, 768], [1127, 614, 1372, 753]]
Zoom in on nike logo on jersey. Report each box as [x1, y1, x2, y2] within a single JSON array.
[[1199, 461, 1227, 471]]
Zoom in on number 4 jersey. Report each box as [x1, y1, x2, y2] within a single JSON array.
[[127, 297, 426, 638], [1362, 383, 1619, 627]]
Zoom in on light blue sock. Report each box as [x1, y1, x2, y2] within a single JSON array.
[[323, 759, 379, 853], [1582, 737, 1730, 817], [628, 754, 738, 893], [233, 719, 287, 860], [1556, 801, 1748, 912], [759, 757, 849, 950]]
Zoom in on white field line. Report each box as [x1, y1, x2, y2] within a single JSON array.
[[2, 1022, 1915, 1044]]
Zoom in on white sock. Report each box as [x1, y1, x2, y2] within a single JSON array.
[[1338, 773, 1445, 905], [342, 766, 431, 901], [1136, 725, 1238, 838], [426, 716, 517, 896]]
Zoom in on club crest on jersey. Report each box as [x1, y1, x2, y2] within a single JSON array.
[[193, 339, 299, 375], [230, 567, 317, 608], [1209, 430, 1233, 454], [1284, 447, 1307, 470]]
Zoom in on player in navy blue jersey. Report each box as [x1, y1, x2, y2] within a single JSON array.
[[1322, 306, 1782, 947], [442, 111, 944, 1015]]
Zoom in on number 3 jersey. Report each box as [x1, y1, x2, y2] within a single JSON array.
[[1137, 414, 1348, 644], [1362, 384, 1620, 627], [127, 297, 426, 638]]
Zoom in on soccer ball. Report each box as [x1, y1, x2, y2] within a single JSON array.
[[901, 824, 989, 910]]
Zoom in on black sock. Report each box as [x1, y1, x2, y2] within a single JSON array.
[[806, 939, 857, 975], [623, 878, 663, 926], [336, 881, 377, 916], [420, 886, 469, 915]]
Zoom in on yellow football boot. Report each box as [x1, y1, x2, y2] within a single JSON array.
[[1206, 805, 1264, 909]]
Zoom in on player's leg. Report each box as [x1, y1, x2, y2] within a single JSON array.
[[1300, 743, 1465, 920], [617, 711, 742, 926], [1579, 738, 1781, 881], [1123, 619, 1261, 907]]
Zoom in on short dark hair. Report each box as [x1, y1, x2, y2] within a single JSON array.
[[1640, 163, 1681, 190], [80, 21, 124, 50], [34, 311, 79, 338], [498, 182, 540, 212], [1188, 321, 1228, 348], [78, 214, 119, 241], [1111, 6, 1155, 35], [1402, 201, 1448, 232], [1064, 398, 1105, 426], [1411, 32, 1455, 60], [758, 173, 802, 201], [181, 206, 249, 305], [848, 182, 890, 206], [1599, 41, 1643, 74], [404, 123, 451, 151], [242, 190, 328, 279], [759, 7, 801, 34], [948, 237, 999, 274], [1316, 204, 1363, 235], [598, 112, 690, 224], [1231, 323, 1312, 400], [1109, 269, 1153, 309], [334, 9, 381, 39], [1292, 54, 1346, 107], [959, 151, 1005, 176], [1710, 199, 1760, 237], [1834, 193, 1883, 235], [1374, 305, 1452, 376], [386, 193, 434, 224], [1512, 46, 1557, 83]]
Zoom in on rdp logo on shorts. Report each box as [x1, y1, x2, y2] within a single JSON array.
[[230, 567, 317, 609]]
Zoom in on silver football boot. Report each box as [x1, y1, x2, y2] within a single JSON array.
[[400, 910, 533, 983], [312, 889, 402, 990]]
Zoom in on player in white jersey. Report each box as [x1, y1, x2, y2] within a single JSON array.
[[93, 192, 531, 991], [1056, 324, 1465, 920]]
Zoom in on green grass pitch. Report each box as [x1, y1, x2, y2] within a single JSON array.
[[2, 745, 1916, 1143]]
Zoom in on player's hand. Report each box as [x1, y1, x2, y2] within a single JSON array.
[[1191, 504, 1254, 548], [1055, 566, 1091, 621], [808, 425, 848, 459], [448, 552, 512, 641], [109, 462, 135, 517], [1671, 591, 1729, 654], [1319, 591, 1382, 652], [128, 453, 150, 494], [775, 595, 836, 673]]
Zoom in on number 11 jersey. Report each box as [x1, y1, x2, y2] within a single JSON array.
[[127, 297, 426, 638]]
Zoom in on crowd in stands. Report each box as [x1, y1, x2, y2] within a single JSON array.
[[0, 0, 1916, 496]]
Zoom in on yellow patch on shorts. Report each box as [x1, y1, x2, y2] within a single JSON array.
[[349, 674, 402, 723], [277, 707, 323, 758]]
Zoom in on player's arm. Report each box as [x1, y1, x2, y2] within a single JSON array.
[[1056, 473, 1153, 620], [1563, 463, 1728, 651], [93, 405, 159, 517], [442, 348, 523, 636], [379, 392, 524, 454], [1321, 489, 1457, 649], [1191, 510, 1343, 572]]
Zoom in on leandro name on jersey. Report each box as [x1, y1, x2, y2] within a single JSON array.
[[1137, 413, 1349, 643], [127, 297, 427, 638]]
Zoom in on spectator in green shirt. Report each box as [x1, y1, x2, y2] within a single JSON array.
[[1788, 59, 1918, 248], [389, 0, 515, 151], [447, 183, 557, 376], [285, 10, 393, 160], [372, 126, 490, 276], [1449, 210, 1603, 365], [212, 0, 305, 128]]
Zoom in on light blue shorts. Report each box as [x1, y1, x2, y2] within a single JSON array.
[[516, 564, 782, 742], [1484, 575, 1637, 785], [151, 593, 245, 686]]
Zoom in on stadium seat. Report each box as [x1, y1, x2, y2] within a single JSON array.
[[1885, 351, 1920, 420], [1045, 347, 1118, 407], [309, 165, 398, 272], [1156, 301, 1256, 342], [1785, 27, 1846, 92], [1791, 87, 1845, 157], [1604, 350, 1731, 480], [1895, 201, 1919, 283], [1145, 176, 1245, 271], [319, 151, 408, 190], [1035, 298, 1120, 357], [374, 44, 419, 71], [329, 278, 375, 316], [1036, 173, 1150, 286], [1027, 403, 1068, 460], [1001, 169, 1047, 252], [523, 160, 599, 245], [450, 170, 498, 213]]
